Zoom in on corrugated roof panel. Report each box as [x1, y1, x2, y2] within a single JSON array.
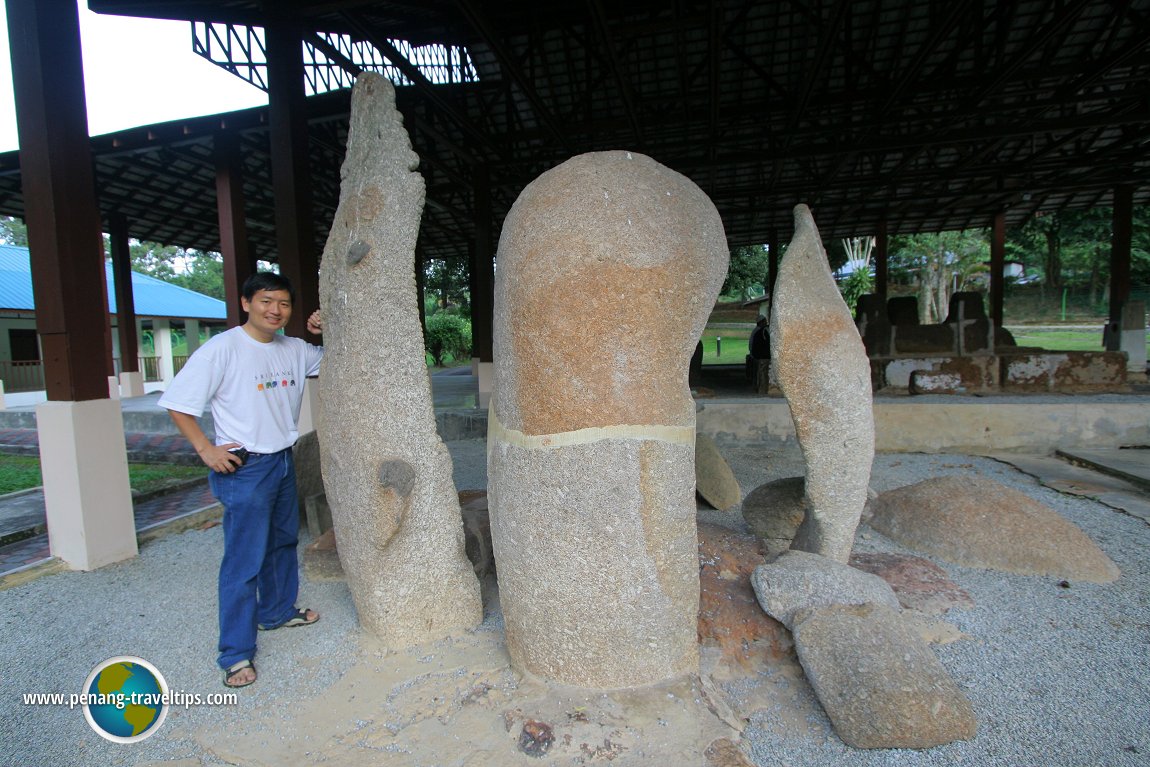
[[0, 244, 226, 320]]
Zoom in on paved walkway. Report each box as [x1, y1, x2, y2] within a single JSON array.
[[0, 367, 483, 577]]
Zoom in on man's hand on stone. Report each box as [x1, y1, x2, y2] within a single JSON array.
[[307, 310, 323, 335]]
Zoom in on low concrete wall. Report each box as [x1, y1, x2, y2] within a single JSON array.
[[697, 397, 1150, 453]]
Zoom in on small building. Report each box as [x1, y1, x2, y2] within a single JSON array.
[[0, 244, 226, 405]]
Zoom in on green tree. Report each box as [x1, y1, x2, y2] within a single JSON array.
[[113, 239, 225, 300], [722, 244, 770, 300], [837, 236, 875, 311], [891, 230, 989, 323], [423, 258, 470, 317], [1012, 205, 1150, 303], [424, 312, 472, 366], [0, 216, 28, 246]]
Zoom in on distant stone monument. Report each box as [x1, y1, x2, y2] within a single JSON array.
[[489, 150, 728, 688], [316, 72, 482, 644], [771, 204, 874, 562]]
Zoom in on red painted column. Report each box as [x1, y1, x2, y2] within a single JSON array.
[[768, 227, 780, 297], [214, 129, 254, 328], [108, 214, 139, 374], [266, 16, 319, 338], [470, 165, 494, 363], [7, 0, 110, 401]]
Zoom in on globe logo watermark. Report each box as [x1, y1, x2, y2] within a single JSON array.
[[81, 656, 170, 743]]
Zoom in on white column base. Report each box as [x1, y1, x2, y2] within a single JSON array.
[[471, 356, 480, 377], [0, 380, 7, 411], [120, 371, 146, 398], [297, 377, 321, 435], [477, 361, 494, 409], [36, 399, 137, 570], [107, 376, 121, 400]]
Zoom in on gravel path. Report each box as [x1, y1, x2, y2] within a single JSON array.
[[2, 438, 1147, 766]]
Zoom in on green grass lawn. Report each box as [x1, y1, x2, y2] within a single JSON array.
[[0, 454, 206, 496], [699, 329, 755, 365], [1008, 327, 1150, 352]]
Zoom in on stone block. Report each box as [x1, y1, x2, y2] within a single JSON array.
[[740, 477, 806, 560], [1000, 351, 1128, 392]]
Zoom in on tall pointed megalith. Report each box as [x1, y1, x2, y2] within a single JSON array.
[[317, 73, 482, 644], [771, 204, 874, 562]]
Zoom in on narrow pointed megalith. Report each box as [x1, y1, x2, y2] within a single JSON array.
[[489, 150, 728, 688], [770, 204, 874, 563], [317, 73, 482, 644]]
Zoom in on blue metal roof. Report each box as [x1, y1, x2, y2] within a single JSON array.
[[0, 245, 226, 320]]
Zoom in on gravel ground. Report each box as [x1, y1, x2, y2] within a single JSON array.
[[2, 437, 1148, 766]]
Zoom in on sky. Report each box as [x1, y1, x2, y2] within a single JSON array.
[[0, 0, 269, 152]]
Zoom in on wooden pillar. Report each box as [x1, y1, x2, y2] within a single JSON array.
[[214, 129, 253, 328], [266, 16, 318, 337], [1107, 185, 1134, 351], [108, 214, 139, 373], [874, 218, 889, 305], [768, 227, 780, 297], [7, 0, 110, 402], [470, 165, 494, 363], [6, 0, 135, 570], [990, 211, 1006, 327]]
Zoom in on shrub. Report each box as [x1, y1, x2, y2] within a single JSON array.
[[424, 313, 472, 367]]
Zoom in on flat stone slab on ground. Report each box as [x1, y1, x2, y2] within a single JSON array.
[[990, 452, 1150, 525], [698, 522, 791, 668], [849, 551, 975, 615], [1056, 447, 1150, 492], [792, 602, 977, 749]]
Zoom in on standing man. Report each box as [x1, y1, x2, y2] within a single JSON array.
[[160, 272, 324, 688]]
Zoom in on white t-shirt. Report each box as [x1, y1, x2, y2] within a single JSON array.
[[158, 326, 324, 453]]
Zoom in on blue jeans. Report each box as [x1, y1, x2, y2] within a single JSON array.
[[209, 448, 300, 669]]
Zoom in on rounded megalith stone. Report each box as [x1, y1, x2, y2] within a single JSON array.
[[869, 475, 1120, 582], [489, 150, 728, 688], [741, 476, 807, 559]]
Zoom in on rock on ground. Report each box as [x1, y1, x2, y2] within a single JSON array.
[[750, 549, 900, 630], [792, 602, 977, 749], [869, 475, 1120, 582], [698, 522, 792, 668], [849, 551, 975, 615], [696, 433, 743, 511], [741, 476, 806, 559]]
